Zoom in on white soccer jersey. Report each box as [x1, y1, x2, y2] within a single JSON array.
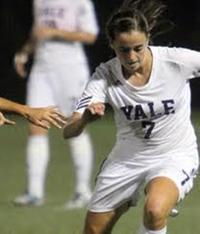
[[33, 0, 99, 64], [27, 0, 98, 114], [34, 0, 98, 33], [76, 46, 200, 160]]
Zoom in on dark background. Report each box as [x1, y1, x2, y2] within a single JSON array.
[[0, 0, 200, 107]]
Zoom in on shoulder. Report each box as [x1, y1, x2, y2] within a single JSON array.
[[150, 46, 200, 65], [93, 57, 120, 81]]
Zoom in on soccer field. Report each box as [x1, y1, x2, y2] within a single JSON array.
[[0, 111, 200, 234]]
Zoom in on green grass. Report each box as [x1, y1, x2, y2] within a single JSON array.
[[0, 111, 199, 234]]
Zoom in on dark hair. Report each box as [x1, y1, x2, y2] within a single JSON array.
[[106, 0, 172, 43]]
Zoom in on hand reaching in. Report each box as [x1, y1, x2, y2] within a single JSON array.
[[25, 106, 67, 129]]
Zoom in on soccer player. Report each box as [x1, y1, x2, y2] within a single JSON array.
[[0, 97, 66, 128], [13, 0, 99, 208], [63, 0, 199, 233]]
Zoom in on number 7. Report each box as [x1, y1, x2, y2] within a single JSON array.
[[142, 121, 155, 139]]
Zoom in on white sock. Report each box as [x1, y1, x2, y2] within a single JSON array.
[[27, 135, 49, 198], [138, 224, 167, 234], [68, 131, 93, 195]]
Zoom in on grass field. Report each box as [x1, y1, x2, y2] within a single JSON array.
[[0, 110, 200, 234]]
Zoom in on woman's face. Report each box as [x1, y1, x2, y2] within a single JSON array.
[[111, 30, 149, 74]]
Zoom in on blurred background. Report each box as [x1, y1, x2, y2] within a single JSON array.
[[0, 1, 200, 234], [0, 0, 200, 107]]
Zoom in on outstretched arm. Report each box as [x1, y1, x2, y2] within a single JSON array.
[[0, 97, 66, 129], [32, 26, 97, 44], [63, 102, 105, 139]]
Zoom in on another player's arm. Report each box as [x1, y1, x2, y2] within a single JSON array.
[[0, 97, 66, 129], [32, 26, 97, 44], [14, 25, 96, 78], [14, 29, 36, 78], [63, 102, 105, 139]]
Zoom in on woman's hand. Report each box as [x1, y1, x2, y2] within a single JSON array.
[[84, 102, 105, 122], [63, 103, 105, 139]]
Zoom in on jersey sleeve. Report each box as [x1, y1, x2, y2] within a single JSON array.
[[75, 65, 108, 114], [171, 48, 200, 80], [76, 0, 99, 35]]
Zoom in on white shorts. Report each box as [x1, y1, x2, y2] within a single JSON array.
[[88, 148, 199, 212], [27, 60, 90, 115]]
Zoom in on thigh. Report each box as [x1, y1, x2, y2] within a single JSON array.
[[146, 150, 199, 202]]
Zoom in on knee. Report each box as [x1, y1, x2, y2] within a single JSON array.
[[144, 201, 167, 229]]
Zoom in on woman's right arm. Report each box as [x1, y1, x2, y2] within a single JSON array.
[[63, 102, 105, 139], [63, 65, 108, 139]]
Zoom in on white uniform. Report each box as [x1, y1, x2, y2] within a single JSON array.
[[27, 0, 99, 115], [15, 0, 99, 206], [76, 46, 200, 212]]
